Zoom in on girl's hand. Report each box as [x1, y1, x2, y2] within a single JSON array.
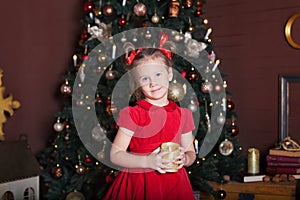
[[148, 147, 173, 174], [174, 147, 187, 169]]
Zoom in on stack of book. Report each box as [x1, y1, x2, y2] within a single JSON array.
[[266, 149, 300, 176]]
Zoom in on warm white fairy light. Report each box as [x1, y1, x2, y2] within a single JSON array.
[[204, 28, 212, 40], [73, 55, 77, 67], [194, 139, 199, 154], [222, 98, 227, 111], [212, 59, 220, 72], [203, 19, 208, 24], [112, 44, 116, 59], [122, 0, 126, 6]]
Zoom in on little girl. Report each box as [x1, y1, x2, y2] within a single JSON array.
[[103, 48, 196, 200]]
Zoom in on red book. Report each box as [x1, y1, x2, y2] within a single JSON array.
[[266, 166, 300, 175], [266, 155, 300, 163], [267, 161, 300, 167]]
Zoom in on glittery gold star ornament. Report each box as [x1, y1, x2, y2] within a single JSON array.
[[0, 69, 21, 140]]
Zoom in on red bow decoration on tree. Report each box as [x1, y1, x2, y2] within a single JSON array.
[[125, 32, 172, 64]]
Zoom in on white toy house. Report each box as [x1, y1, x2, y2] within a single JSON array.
[[0, 140, 41, 200]]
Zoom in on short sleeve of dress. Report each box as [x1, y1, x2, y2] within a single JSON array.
[[182, 108, 195, 133], [117, 107, 139, 132]]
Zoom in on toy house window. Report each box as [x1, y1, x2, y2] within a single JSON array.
[[23, 187, 35, 200], [2, 191, 14, 200]]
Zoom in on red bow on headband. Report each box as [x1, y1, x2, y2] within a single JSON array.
[[125, 32, 172, 65]]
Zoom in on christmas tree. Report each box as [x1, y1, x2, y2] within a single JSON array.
[[37, 0, 246, 199]]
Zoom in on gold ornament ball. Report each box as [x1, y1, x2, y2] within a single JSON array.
[[151, 14, 160, 24], [65, 191, 86, 200], [133, 3, 147, 16], [53, 122, 64, 132], [168, 82, 185, 102]]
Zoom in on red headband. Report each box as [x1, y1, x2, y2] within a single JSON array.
[[125, 32, 172, 65]]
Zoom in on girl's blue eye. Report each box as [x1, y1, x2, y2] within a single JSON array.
[[156, 72, 161, 77]]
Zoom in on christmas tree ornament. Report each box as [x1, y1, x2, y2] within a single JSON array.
[[94, 8, 102, 16], [133, 2, 147, 16], [231, 124, 239, 136], [214, 82, 223, 92], [227, 99, 235, 111], [118, 15, 127, 26], [216, 113, 226, 125], [51, 165, 63, 179], [194, 8, 202, 17], [181, 70, 187, 77], [216, 189, 227, 199], [201, 80, 213, 93], [188, 102, 198, 112], [98, 53, 107, 62], [103, 2, 114, 16], [64, 134, 69, 141], [197, 1, 204, 8], [168, 81, 185, 102], [169, 0, 180, 17], [83, 1, 94, 12], [60, 80, 72, 95], [187, 68, 199, 82], [219, 139, 233, 156], [91, 124, 106, 142], [85, 156, 92, 163], [53, 119, 64, 132], [76, 164, 86, 174], [65, 191, 86, 200], [106, 103, 118, 115], [151, 11, 160, 24], [183, 0, 194, 8], [81, 32, 89, 40], [105, 69, 116, 80]]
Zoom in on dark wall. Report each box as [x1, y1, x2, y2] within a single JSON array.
[[205, 1, 300, 155], [0, 0, 299, 156], [0, 1, 83, 153]]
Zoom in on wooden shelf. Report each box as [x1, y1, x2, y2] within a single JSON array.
[[200, 181, 296, 200]]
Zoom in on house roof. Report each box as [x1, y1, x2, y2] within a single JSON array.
[[0, 140, 41, 183]]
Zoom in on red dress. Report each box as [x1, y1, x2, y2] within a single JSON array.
[[103, 100, 195, 200]]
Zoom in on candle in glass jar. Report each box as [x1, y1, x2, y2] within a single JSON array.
[[248, 148, 260, 174]]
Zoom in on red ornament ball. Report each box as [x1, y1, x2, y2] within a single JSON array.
[[118, 17, 127, 26], [83, 2, 94, 12], [81, 32, 89, 40], [231, 124, 239, 136], [106, 174, 114, 183], [181, 71, 187, 77], [194, 9, 202, 16], [85, 157, 92, 163], [82, 54, 88, 61], [133, 2, 147, 16], [227, 99, 235, 111], [103, 3, 114, 16]]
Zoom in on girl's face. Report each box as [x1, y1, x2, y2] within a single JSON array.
[[133, 59, 173, 104]]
